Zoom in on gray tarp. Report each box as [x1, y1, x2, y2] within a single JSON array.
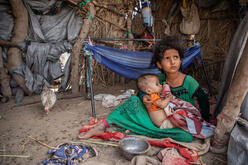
[[25, 0, 82, 42], [0, 0, 83, 94]]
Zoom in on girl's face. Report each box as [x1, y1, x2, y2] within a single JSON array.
[[156, 49, 181, 74]]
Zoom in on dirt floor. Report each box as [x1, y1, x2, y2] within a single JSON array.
[[0, 82, 227, 165]]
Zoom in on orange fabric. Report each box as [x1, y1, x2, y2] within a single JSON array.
[[147, 93, 161, 111]]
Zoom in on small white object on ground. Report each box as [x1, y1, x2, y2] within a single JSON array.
[[94, 89, 135, 108]]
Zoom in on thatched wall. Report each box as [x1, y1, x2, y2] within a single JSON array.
[[154, 0, 238, 93], [81, 0, 239, 94]]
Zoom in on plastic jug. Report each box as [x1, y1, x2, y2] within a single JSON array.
[[142, 0, 153, 27]]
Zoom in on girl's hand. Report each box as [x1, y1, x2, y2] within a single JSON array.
[[143, 95, 153, 108], [156, 96, 172, 109]]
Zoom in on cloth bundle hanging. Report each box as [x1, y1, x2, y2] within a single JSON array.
[[180, 3, 200, 35], [83, 43, 202, 80]]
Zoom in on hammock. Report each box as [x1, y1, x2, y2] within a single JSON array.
[[83, 43, 202, 80]]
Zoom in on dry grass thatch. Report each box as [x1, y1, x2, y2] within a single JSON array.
[[78, 0, 239, 94]]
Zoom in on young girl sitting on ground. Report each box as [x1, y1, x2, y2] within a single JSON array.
[[78, 36, 211, 141], [143, 36, 210, 122]]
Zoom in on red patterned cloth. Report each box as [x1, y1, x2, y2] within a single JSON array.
[[161, 84, 215, 139], [79, 118, 199, 163]]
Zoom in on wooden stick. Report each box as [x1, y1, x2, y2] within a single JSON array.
[[69, 140, 118, 147], [92, 0, 125, 16], [71, 1, 96, 94], [28, 136, 56, 149], [67, 0, 77, 6], [0, 40, 19, 48], [8, 0, 32, 96], [199, 156, 205, 165], [78, 8, 127, 31], [189, 162, 201, 165], [214, 156, 227, 163], [0, 154, 30, 158], [67, 0, 127, 31]]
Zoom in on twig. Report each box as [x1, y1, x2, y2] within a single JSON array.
[[84, 10, 126, 31], [92, 0, 125, 16], [67, 0, 127, 31], [69, 140, 118, 147], [0, 154, 30, 158], [214, 156, 227, 163], [19, 140, 28, 152], [189, 162, 201, 165], [28, 136, 56, 149]]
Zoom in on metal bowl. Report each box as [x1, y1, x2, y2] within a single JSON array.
[[118, 137, 150, 160]]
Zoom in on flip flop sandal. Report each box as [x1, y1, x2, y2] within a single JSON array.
[[80, 146, 98, 161]]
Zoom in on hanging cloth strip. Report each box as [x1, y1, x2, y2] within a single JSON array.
[[83, 43, 202, 80]]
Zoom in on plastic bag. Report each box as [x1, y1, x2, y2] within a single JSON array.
[[94, 89, 135, 108]]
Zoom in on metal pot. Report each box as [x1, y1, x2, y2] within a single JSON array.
[[118, 137, 150, 160]]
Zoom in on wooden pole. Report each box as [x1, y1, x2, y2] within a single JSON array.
[[0, 40, 20, 48], [127, 1, 134, 48], [8, 0, 31, 95], [71, 2, 96, 93]]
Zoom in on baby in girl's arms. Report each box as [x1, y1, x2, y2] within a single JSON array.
[[137, 74, 215, 139], [137, 74, 174, 129]]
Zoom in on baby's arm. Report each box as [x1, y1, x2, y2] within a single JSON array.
[[147, 96, 172, 128], [142, 95, 153, 109], [156, 96, 173, 109], [143, 95, 169, 128]]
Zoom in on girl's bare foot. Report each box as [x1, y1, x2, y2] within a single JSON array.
[[78, 122, 106, 139]]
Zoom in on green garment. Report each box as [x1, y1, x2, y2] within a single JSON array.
[[162, 75, 198, 105], [106, 73, 210, 142], [157, 73, 210, 121], [106, 96, 193, 142]]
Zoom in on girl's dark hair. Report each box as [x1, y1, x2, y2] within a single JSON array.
[[151, 36, 184, 66]]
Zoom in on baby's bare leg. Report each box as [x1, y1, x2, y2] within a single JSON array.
[[78, 122, 106, 139], [148, 110, 167, 128]]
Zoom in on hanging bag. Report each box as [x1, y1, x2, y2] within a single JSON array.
[[180, 3, 200, 35]]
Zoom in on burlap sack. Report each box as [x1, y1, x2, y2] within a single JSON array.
[[180, 3, 200, 35]]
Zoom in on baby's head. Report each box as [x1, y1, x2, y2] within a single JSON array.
[[137, 74, 162, 94]]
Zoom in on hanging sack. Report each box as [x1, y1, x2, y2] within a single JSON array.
[[180, 3, 200, 35]]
